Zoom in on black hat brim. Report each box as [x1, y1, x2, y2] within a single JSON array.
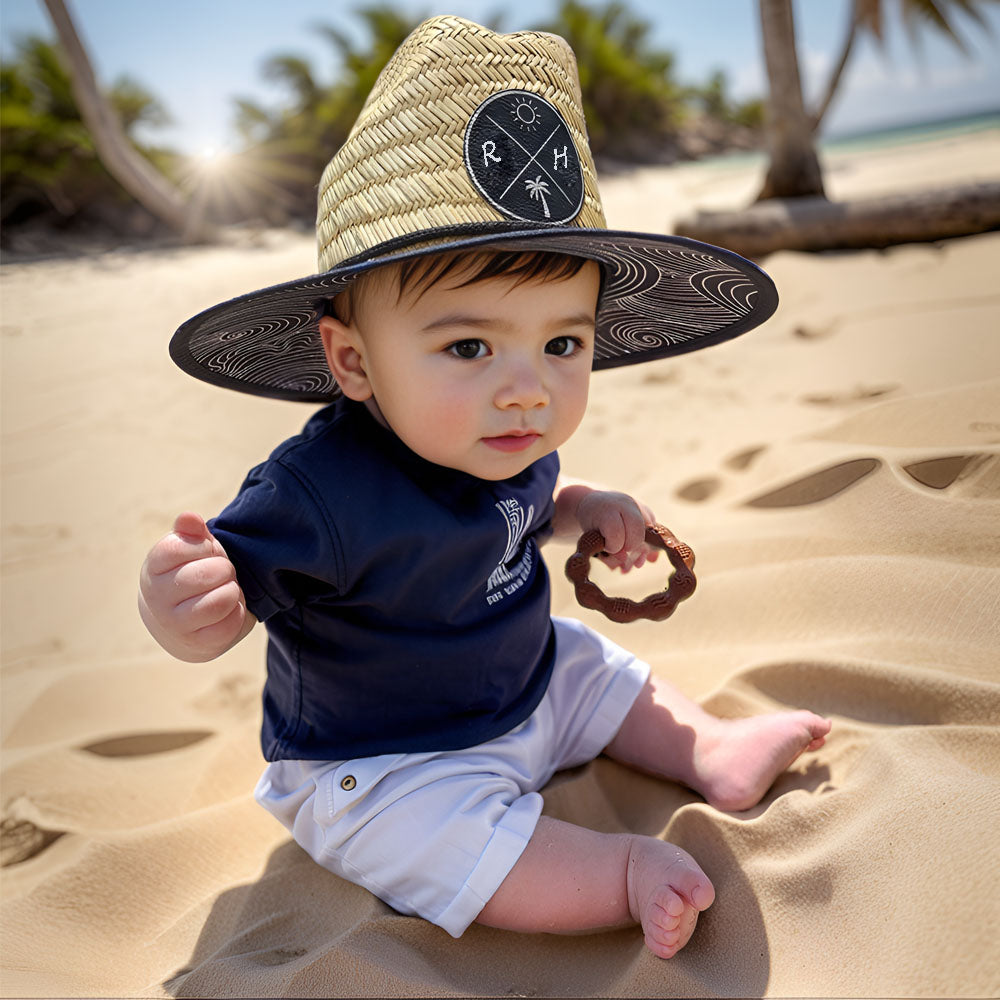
[[170, 226, 778, 403]]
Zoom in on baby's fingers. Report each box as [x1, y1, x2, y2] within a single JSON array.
[[138, 516, 253, 662], [141, 555, 242, 635], [617, 542, 662, 574], [169, 555, 241, 606], [173, 511, 212, 541], [145, 532, 215, 578], [173, 578, 246, 635], [144, 513, 228, 577], [184, 602, 249, 654]]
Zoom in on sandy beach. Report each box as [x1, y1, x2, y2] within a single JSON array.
[[2, 127, 999, 997]]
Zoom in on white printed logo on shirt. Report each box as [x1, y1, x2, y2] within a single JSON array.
[[486, 498, 535, 605]]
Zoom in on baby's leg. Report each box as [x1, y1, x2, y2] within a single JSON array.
[[605, 676, 831, 812], [476, 815, 714, 959]]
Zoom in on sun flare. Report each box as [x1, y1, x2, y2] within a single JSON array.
[[192, 146, 229, 171]]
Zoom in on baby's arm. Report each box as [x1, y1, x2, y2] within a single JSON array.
[[138, 512, 257, 662], [551, 474, 661, 572]]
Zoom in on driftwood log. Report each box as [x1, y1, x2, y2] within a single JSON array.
[[675, 181, 1000, 258]]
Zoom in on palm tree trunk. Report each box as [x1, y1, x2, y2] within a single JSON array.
[[756, 0, 826, 201], [41, 0, 217, 241]]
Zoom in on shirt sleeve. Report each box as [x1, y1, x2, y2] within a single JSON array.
[[208, 459, 345, 622], [532, 451, 560, 544]]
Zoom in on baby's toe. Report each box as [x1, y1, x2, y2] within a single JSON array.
[[663, 856, 715, 911], [804, 713, 832, 743], [644, 904, 698, 960], [645, 928, 682, 959], [649, 907, 681, 939], [651, 886, 685, 919], [647, 916, 681, 942]]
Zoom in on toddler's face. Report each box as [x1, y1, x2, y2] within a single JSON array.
[[319, 259, 600, 480]]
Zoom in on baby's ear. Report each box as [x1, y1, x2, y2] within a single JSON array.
[[318, 315, 372, 401]]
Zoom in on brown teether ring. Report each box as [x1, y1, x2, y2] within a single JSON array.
[[565, 524, 696, 623]]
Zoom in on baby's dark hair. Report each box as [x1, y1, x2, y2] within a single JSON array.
[[329, 249, 591, 325]]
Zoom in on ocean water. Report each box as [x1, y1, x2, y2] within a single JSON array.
[[821, 108, 1000, 154], [692, 108, 999, 172]]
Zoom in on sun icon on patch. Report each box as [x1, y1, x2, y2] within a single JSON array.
[[510, 98, 540, 131]]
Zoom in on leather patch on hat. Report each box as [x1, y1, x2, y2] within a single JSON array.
[[464, 90, 584, 224]]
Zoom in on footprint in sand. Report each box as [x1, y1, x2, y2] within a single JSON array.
[[1, 731, 217, 865], [676, 477, 722, 502], [792, 321, 837, 340], [642, 370, 679, 386], [675, 444, 767, 503], [745, 458, 881, 508], [80, 730, 213, 758], [677, 451, 995, 509], [801, 384, 899, 407], [724, 445, 767, 472], [0, 816, 65, 867], [901, 454, 991, 490], [743, 452, 998, 508]]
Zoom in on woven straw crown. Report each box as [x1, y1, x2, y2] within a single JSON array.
[[316, 16, 606, 271]]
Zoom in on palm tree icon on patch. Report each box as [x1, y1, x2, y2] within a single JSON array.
[[525, 177, 551, 219]]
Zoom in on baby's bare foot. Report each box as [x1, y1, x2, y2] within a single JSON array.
[[625, 837, 715, 959], [695, 710, 831, 812]]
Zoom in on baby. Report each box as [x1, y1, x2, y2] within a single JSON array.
[[140, 17, 830, 959]]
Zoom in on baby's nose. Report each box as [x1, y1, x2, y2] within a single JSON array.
[[495, 359, 549, 409]]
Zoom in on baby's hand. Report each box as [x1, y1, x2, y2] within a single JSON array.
[[138, 512, 254, 662], [575, 490, 661, 573]]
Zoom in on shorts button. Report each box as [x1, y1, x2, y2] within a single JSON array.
[[340, 774, 357, 792]]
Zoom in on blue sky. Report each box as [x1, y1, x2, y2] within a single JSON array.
[[3, 0, 999, 155]]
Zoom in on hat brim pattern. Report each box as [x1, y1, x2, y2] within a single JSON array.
[[170, 228, 777, 403]]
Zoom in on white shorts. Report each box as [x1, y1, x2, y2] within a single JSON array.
[[254, 616, 650, 937]]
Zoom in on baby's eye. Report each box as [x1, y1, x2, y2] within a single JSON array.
[[447, 339, 489, 360], [545, 336, 582, 357]]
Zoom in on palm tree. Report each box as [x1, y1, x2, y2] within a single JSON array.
[[756, 0, 826, 200], [526, 177, 552, 218], [756, 0, 999, 199], [40, 0, 216, 239], [1, 35, 171, 230]]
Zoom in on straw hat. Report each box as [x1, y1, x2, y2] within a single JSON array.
[[170, 15, 778, 402]]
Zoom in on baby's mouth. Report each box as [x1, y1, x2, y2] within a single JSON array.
[[482, 431, 542, 453]]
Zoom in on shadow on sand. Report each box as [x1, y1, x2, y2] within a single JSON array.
[[161, 752, 799, 998]]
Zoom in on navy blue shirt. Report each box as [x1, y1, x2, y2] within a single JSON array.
[[209, 399, 559, 761]]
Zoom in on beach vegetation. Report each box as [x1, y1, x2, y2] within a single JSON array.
[[228, 5, 419, 221], [538, 2, 765, 162], [0, 1, 766, 243], [0, 34, 171, 237], [698, 71, 766, 131], [537, 0, 685, 161]]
